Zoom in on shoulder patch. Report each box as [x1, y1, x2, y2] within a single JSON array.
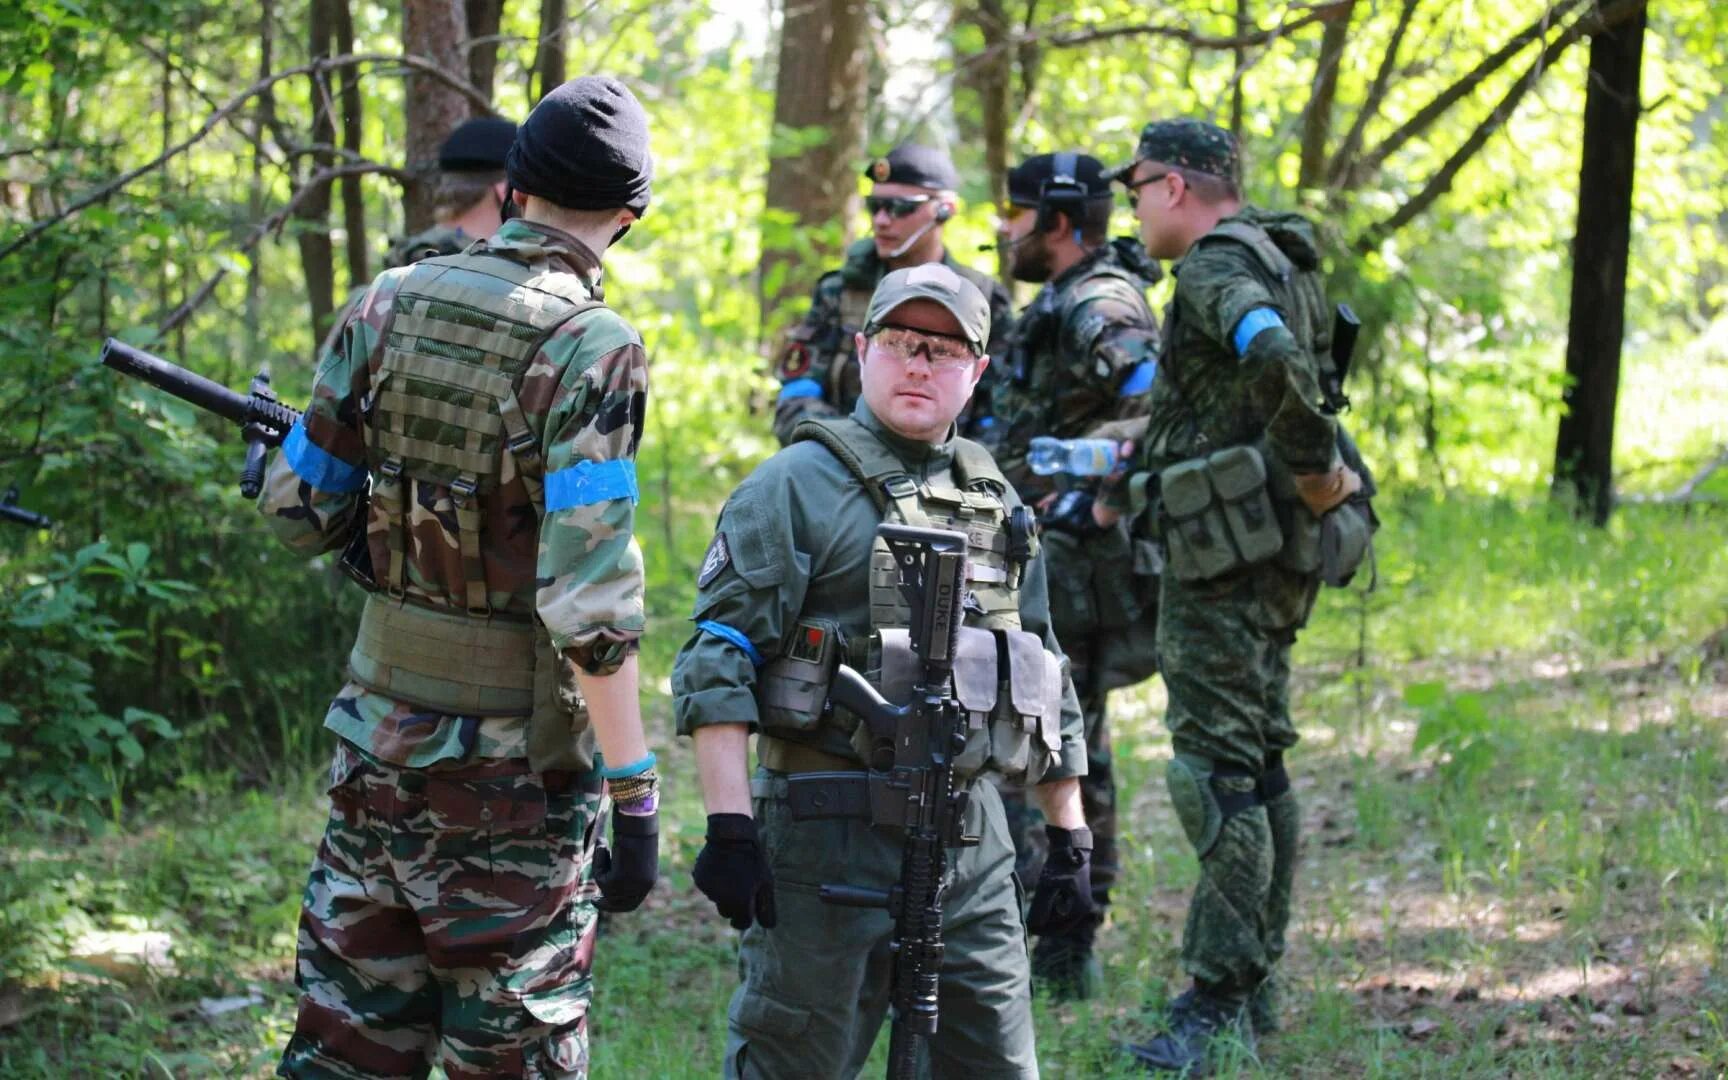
[[697, 532, 731, 588]]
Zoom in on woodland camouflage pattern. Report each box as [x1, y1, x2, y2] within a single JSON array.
[[985, 236, 1163, 914], [985, 237, 1162, 499], [280, 741, 602, 1079], [772, 238, 1013, 444], [259, 217, 648, 768]]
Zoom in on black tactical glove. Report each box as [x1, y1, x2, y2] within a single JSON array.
[[1027, 825, 1098, 936], [692, 813, 778, 930], [593, 810, 659, 913], [1042, 491, 1102, 537]]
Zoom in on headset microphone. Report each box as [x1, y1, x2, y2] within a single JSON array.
[[886, 215, 941, 259]]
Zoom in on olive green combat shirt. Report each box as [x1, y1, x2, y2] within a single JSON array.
[[672, 400, 1087, 781], [258, 218, 648, 766]]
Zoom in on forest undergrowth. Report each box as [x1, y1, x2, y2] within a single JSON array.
[[2, 491, 1725, 1078]]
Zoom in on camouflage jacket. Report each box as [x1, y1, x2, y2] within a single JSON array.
[[772, 237, 1013, 445], [258, 218, 648, 766], [983, 238, 1162, 501], [1114, 208, 1337, 507]]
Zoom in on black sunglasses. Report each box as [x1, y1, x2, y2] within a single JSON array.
[[1122, 171, 1172, 210], [866, 195, 933, 219]]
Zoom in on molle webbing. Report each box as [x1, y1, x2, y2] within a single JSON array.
[[791, 417, 1020, 630], [347, 595, 538, 716], [366, 251, 602, 609]]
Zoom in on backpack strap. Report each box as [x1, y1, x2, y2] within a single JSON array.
[[1204, 220, 1294, 284]]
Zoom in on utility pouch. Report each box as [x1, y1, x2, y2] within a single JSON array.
[[757, 619, 841, 731], [1160, 457, 1240, 581], [951, 628, 1001, 777], [1320, 501, 1373, 586], [527, 634, 595, 774], [999, 630, 1061, 785], [1208, 444, 1284, 565], [1265, 457, 1323, 574]]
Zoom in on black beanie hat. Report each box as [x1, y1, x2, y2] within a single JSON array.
[[507, 76, 653, 217], [439, 116, 518, 172]]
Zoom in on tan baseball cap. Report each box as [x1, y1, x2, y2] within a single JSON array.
[[863, 264, 991, 356]]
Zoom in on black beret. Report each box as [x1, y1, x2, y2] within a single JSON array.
[[507, 76, 653, 216], [864, 144, 960, 191], [438, 116, 517, 172], [1006, 152, 1112, 208]]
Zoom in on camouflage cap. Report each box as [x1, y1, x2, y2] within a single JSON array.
[[1105, 119, 1240, 184], [863, 264, 991, 355]]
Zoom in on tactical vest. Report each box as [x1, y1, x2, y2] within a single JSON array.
[[345, 240, 607, 771], [1150, 219, 1377, 592], [1206, 220, 1336, 394], [762, 417, 1063, 784]]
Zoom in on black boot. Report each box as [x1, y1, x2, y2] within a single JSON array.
[[1030, 912, 1102, 1002], [1122, 985, 1255, 1075]]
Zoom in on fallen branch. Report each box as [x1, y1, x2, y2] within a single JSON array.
[[1616, 445, 1728, 505], [0, 53, 492, 263]]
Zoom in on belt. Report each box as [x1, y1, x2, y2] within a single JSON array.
[[757, 734, 860, 774]]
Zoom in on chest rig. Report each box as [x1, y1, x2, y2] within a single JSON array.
[[347, 239, 605, 771], [774, 417, 1062, 783]]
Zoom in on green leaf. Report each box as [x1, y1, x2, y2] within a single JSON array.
[[1402, 681, 1446, 709]]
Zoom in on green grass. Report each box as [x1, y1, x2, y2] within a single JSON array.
[[3, 493, 1726, 1077]]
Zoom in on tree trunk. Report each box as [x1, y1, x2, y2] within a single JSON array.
[[335, 0, 367, 291], [1298, 0, 1354, 190], [1552, 1, 1647, 526], [466, 0, 505, 103], [246, 0, 272, 355], [1230, 0, 1250, 139], [297, 0, 338, 349], [532, 0, 567, 103], [969, 0, 1012, 283], [760, 0, 870, 321], [403, 0, 472, 232]]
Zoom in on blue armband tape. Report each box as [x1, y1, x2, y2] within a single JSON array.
[[281, 420, 367, 494], [778, 378, 823, 402], [973, 415, 998, 431], [545, 460, 639, 510], [698, 620, 765, 668], [597, 751, 657, 779], [1118, 360, 1157, 397], [1232, 308, 1286, 357]]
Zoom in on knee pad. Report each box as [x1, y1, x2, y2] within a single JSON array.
[[1166, 754, 1224, 858]]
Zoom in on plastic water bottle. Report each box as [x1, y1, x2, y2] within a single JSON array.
[[1027, 437, 1121, 476]]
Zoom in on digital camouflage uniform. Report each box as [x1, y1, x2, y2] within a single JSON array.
[[259, 217, 648, 1079], [772, 237, 1013, 445], [985, 236, 1163, 906], [672, 401, 1087, 1079], [1114, 203, 1338, 1018]]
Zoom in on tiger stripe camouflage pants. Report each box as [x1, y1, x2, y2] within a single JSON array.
[[279, 740, 604, 1080]]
